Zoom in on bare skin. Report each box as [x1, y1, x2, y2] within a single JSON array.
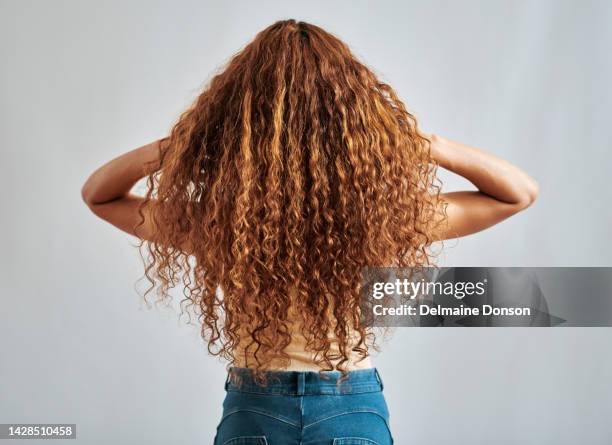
[[81, 134, 539, 247], [426, 134, 539, 239]]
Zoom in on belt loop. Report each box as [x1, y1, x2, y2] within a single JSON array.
[[374, 368, 384, 390], [296, 372, 305, 396], [224, 369, 232, 391]]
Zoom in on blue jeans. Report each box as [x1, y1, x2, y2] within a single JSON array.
[[214, 367, 394, 445]]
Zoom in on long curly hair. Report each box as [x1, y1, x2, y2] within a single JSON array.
[[136, 19, 444, 382]]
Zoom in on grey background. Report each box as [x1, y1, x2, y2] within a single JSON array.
[[1, 0, 611, 444]]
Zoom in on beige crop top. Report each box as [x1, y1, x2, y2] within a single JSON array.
[[233, 295, 373, 371]]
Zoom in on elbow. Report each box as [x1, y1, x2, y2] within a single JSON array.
[[81, 182, 94, 208], [81, 179, 101, 210], [81, 186, 107, 219], [515, 177, 539, 210]]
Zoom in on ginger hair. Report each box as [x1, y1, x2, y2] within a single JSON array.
[[137, 19, 443, 382]]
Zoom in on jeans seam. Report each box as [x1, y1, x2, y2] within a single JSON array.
[[225, 383, 382, 396], [302, 408, 390, 429], [332, 437, 380, 445], [306, 409, 394, 443], [218, 408, 301, 428], [222, 436, 268, 445], [299, 395, 304, 445]]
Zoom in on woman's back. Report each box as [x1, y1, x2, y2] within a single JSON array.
[[131, 18, 441, 377], [82, 18, 537, 444], [233, 292, 374, 371]]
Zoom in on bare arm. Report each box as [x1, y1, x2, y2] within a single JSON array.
[[81, 140, 179, 248], [429, 134, 539, 240]]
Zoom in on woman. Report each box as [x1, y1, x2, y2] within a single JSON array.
[[82, 19, 538, 445]]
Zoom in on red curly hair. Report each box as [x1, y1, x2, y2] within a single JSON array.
[[136, 19, 443, 382]]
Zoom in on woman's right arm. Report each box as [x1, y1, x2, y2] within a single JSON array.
[[428, 134, 539, 240]]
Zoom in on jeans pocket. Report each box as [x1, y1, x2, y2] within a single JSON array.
[[222, 436, 268, 445], [332, 438, 380, 445]]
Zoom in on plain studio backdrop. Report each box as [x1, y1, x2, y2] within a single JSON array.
[[1, 1, 611, 444]]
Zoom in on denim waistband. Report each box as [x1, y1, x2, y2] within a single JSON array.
[[224, 367, 384, 395]]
